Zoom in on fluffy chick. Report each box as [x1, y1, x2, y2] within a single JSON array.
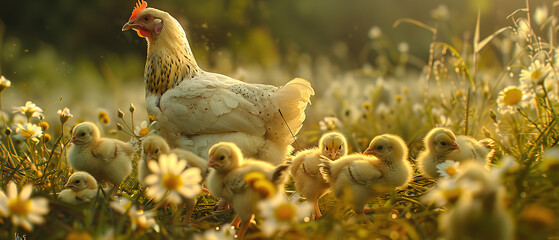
[[320, 134, 413, 214], [140, 135, 208, 225], [290, 132, 347, 219], [59, 171, 110, 204], [439, 162, 513, 240], [67, 122, 134, 189], [207, 142, 289, 239], [416, 127, 493, 178]]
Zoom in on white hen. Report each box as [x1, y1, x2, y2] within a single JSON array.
[[122, 3, 314, 165], [207, 142, 289, 239], [417, 127, 493, 178], [290, 132, 347, 219], [320, 134, 413, 214], [67, 122, 134, 188]]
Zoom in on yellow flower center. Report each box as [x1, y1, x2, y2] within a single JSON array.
[[8, 198, 31, 215], [252, 179, 275, 199], [274, 202, 296, 221], [502, 87, 523, 106], [20, 129, 35, 138], [531, 69, 542, 80], [445, 166, 457, 176], [162, 173, 182, 191], [138, 128, 149, 138], [442, 187, 462, 203], [244, 171, 266, 186]]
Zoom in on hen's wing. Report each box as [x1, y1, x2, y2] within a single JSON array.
[[158, 73, 278, 136]]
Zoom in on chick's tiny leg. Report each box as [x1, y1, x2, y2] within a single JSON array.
[[312, 199, 322, 220], [236, 217, 253, 240], [182, 198, 196, 225], [231, 214, 241, 228]]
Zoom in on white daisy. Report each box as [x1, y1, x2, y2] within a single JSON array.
[[496, 86, 534, 114], [134, 120, 155, 139], [534, 6, 548, 26], [0, 182, 49, 231], [436, 160, 461, 178], [109, 197, 159, 232], [14, 101, 43, 120], [257, 193, 312, 237], [319, 116, 342, 132], [15, 123, 43, 142], [57, 107, 73, 124], [194, 224, 236, 240], [520, 60, 551, 88], [0, 75, 10, 93], [421, 178, 463, 207], [144, 153, 202, 204]]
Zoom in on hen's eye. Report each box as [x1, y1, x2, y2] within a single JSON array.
[[219, 155, 225, 161], [144, 16, 150, 21]]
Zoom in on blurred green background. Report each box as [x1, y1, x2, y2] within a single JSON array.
[[0, 0, 541, 124]]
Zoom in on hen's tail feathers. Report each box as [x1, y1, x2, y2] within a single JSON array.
[[271, 78, 314, 145], [318, 156, 332, 183], [272, 164, 290, 185]]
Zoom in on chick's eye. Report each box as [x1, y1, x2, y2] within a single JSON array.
[[325, 146, 329, 151], [338, 145, 342, 150], [377, 145, 383, 150], [441, 142, 447, 146], [219, 155, 225, 161], [154, 149, 159, 154], [75, 180, 80, 184], [80, 132, 86, 137]]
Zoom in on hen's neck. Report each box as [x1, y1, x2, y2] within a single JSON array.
[[145, 16, 202, 95]]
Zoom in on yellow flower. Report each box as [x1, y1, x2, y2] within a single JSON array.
[[57, 107, 73, 124], [0, 182, 49, 231], [497, 86, 533, 114], [145, 153, 202, 204], [98, 110, 110, 124], [520, 60, 550, 87], [14, 101, 43, 120], [134, 121, 153, 139]]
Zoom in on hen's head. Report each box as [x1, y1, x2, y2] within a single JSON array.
[[425, 127, 460, 155], [70, 122, 100, 145], [208, 142, 243, 172], [65, 172, 98, 191], [122, 0, 182, 41], [364, 134, 408, 163], [319, 132, 347, 160], [142, 135, 170, 161]]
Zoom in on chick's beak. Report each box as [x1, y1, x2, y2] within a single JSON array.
[[207, 156, 217, 168], [363, 147, 375, 156], [449, 141, 460, 150], [122, 21, 139, 31], [64, 183, 71, 188]]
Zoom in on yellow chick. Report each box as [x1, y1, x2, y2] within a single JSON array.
[[140, 135, 208, 225], [416, 127, 493, 178], [439, 162, 513, 240], [290, 132, 347, 219], [207, 142, 289, 239], [67, 122, 134, 189], [320, 134, 413, 214], [59, 171, 109, 204]]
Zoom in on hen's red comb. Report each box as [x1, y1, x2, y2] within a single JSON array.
[[129, 0, 148, 21]]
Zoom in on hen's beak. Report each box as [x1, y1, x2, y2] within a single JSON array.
[[122, 21, 140, 31]]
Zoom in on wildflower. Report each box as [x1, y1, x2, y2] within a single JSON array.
[[129, 103, 136, 113], [422, 178, 462, 206], [520, 60, 551, 87], [15, 123, 43, 142], [496, 86, 533, 114], [398, 42, 409, 53], [431, 4, 449, 20], [257, 193, 312, 237], [0, 76, 10, 93], [14, 101, 43, 120], [57, 107, 73, 124], [436, 160, 460, 178], [514, 18, 531, 43], [145, 153, 202, 204], [368, 26, 382, 39], [134, 121, 154, 139], [98, 110, 110, 124], [195, 224, 236, 240], [533, 6, 548, 26], [118, 109, 125, 119], [110, 197, 159, 232], [319, 116, 342, 132], [109, 197, 133, 214], [0, 182, 49, 231]]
